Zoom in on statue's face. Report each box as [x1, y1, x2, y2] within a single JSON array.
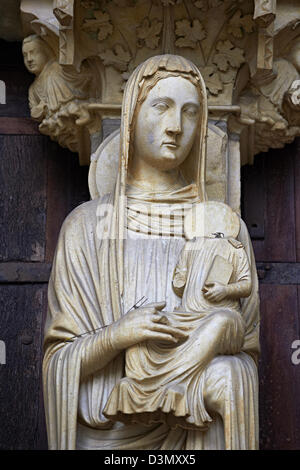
[[23, 40, 49, 75], [133, 76, 200, 171]]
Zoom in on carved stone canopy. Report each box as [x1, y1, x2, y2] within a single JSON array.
[[17, 0, 300, 208]]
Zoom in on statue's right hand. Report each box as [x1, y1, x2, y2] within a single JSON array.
[[110, 301, 188, 351]]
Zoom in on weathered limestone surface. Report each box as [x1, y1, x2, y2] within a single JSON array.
[[43, 55, 260, 450], [17, 1, 300, 210]]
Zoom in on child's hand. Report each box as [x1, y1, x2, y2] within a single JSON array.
[[202, 282, 228, 302]]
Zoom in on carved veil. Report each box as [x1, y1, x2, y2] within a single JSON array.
[[92, 54, 209, 299]]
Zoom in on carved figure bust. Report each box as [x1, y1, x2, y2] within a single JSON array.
[[43, 55, 259, 450], [238, 36, 300, 154], [22, 34, 101, 162]]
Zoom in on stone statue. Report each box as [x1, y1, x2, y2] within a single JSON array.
[[43, 55, 260, 450], [282, 38, 300, 127], [22, 34, 102, 163], [238, 36, 300, 154], [103, 201, 252, 431]]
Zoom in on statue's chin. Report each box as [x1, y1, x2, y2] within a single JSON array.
[[27, 65, 39, 75], [155, 153, 188, 171]]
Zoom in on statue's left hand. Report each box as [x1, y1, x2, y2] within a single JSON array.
[[202, 282, 228, 302]]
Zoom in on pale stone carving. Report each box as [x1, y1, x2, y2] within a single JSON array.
[[227, 3, 300, 163], [82, 9, 113, 41], [76, 0, 256, 105], [227, 9, 254, 38], [175, 18, 207, 48], [253, 0, 276, 27], [206, 123, 228, 203], [183, 201, 241, 240], [233, 38, 300, 156], [18, 0, 300, 240], [137, 18, 163, 49], [53, 0, 75, 65], [43, 55, 259, 450], [22, 33, 103, 164], [251, 0, 276, 86], [89, 123, 228, 204], [99, 44, 131, 72], [103, 202, 252, 431]]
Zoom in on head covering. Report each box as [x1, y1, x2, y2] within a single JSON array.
[[119, 54, 208, 198], [107, 55, 208, 296]]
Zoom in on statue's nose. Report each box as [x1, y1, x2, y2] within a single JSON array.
[[165, 111, 182, 135], [165, 120, 182, 136], [27, 56, 32, 63], [166, 127, 181, 137]]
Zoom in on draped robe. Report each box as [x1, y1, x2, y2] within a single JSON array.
[[43, 190, 260, 450], [43, 54, 260, 451], [103, 235, 252, 430]]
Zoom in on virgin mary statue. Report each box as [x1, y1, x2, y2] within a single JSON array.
[[43, 55, 260, 450]]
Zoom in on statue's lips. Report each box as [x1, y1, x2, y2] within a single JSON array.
[[162, 142, 178, 148]]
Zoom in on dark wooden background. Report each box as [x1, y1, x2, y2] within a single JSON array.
[[0, 40, 89, 450], [242, 141, 300, 450], [0, 40, 299, 450]]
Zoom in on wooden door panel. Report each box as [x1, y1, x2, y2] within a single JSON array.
[[243, 143, 297, 262], [0, 135, 47, 262], [243, 140, 300, 450], [259, 284, 300, 449], [45, 140, 89, 262], [0, 64, 32, 118], [294, 140, 300, 263], [0, 284, 48, 449]]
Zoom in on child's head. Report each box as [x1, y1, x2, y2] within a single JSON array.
[[184, 201, 240, 241]]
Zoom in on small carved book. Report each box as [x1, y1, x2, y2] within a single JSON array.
[[205, 255, 233, 286]]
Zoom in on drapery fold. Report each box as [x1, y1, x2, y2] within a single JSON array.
[[44, 197, 125, 449], [43, 198, 259, 449], [43, 55, 260, 450]]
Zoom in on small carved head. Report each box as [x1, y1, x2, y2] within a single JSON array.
[[22, 35, 54, 76]]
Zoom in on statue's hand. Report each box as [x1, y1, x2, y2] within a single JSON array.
[[202, 282, 228, 303], [110, 301, 188, 351]]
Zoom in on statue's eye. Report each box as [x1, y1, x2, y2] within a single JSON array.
[[184, 106, 199, 118], [153, 102, 169, 112]]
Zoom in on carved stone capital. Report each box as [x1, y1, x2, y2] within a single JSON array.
[[20, 0, 300, 169]]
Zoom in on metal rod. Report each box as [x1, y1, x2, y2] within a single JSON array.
[[64, 295, 148, 342]]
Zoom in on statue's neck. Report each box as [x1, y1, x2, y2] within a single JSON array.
[[33, 59, 55, 81], [128, 160, 185, 192]]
